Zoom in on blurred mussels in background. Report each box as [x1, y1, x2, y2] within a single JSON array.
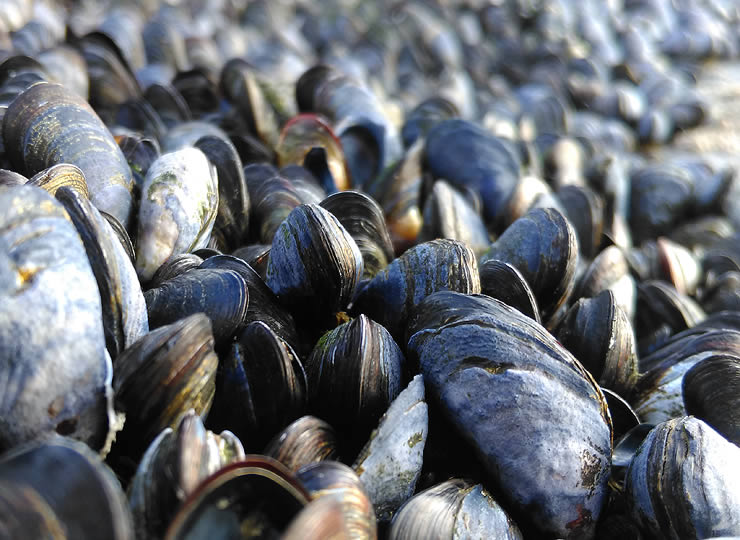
[[1, 0, 740, 538]]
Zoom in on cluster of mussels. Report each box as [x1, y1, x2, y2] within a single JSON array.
[[2, 0, 740, 538]]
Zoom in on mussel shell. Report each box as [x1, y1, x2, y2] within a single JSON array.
[[0, 185, 113, 452], [0, 436, 133, 539], [353, 374, 428, 523], [364, 140, 424, 254], [353, 239, 480, 342], [296, 460, 377, 540], [144, 268, 248, 344], [481, 207, 578, 327], [276, 113, 350, 193], [625, 417, 740, 538], [112, 313, 219, 462], [478, 259, 540, 323], [576, 245, 636, 320], [244, 164, 302, 244], [557, 184, 604, 259], [419, 180, 490, 256], [629, 164, 695, 244], [27, 163, 90, 199], [263, 415, 339, 472], [147, 253, 204, 290], [388, 479, 523, 540], [3, 82, 135, 227], [199, 254, 300, 351], [682, 354, 740, 446], [207, 321, 306, 450], [266, 203, 363, 320], [556, 290, 638, 396], [424, 118, 520, 231], [135, 147, 219, 282], [56, 186, 148, 361], [165, 457, 310, 539], [194, 135, 250, 252], [407, 291, 612, 538], [129, 411, 245, 540], [320, 190, 394, 280], [305, 314, 404, 452]]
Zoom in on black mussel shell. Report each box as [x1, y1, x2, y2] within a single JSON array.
[[320, 190, 394, 281], [0, 435, 133, 539], [479, 259, 540, 323], [305, 314, 404, 454], [207, 321, 306, 450], [353, 239, 480, 342], [625, 417, 740, 538], [266, 203, 363, 321], [556, 290, 638, 396], [144, 267, 248, 344], [682, 354, 740, 446], [406, 291, 612, 539], [111, 314, 219, 466], [481, 207, 578, 327]]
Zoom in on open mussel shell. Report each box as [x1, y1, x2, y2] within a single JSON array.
[[625, 417, 740, 538], [406, 291, 612, 539], [353, 239, 480, 342], [0, 436, 133, 539], [388, 478, 523, 540], [145, 267, 247, 344], [264, 415, 339, 472], [481, 207, 578, 328], [296, 460, 377, 540], [353, 374, 428, 524], [266, 203, 363, 322], [276, 113, 350, 193], [129, 410, 245, 540], [576, 245, 636, 320], [305, 314, 404, 454], [135, 147, 219, 283], [27, 163, 90, 199], [165, 456, 310, 539], [478, 259, 540, 323], [300, 65, 402, 189], [419, 180, 490, 256], [320, 191, 394, 281], [682, 354, 740, 446], [56, 186, 148, 361], [111, 314, 218, 465], [423, 118, 520, 231], [207, 321, 306, 450], [0, 185, 113, 453], [193, 135, 249, 252], [556, 290, 638, 396], [3, 82, 135, 227]]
